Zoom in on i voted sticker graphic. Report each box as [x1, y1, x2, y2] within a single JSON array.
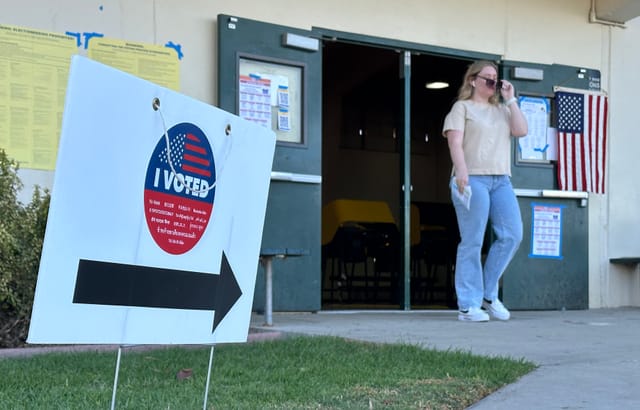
[[144, 123, 216, 254]]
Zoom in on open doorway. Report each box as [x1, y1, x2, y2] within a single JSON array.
[[320, 40, 470, 310]]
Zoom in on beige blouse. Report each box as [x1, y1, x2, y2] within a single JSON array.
[[442, 100, 513, 176]]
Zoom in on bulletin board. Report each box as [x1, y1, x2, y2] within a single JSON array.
[[516, 95, 556, 164], [238, 56, 304, 144]]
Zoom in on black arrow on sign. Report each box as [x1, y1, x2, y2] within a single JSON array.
[[72, 251, 242, 332]]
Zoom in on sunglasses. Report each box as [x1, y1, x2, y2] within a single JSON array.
[[476, 75, 503, 89]]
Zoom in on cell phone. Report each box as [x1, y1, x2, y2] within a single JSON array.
[[496, 80, 503, 90]]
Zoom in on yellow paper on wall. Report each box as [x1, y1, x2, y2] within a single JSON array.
[[88, 37, 180, 91], [0, 24, 77, 170]]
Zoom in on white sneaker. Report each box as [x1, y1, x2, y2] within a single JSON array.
[[458, 307, 490, 322], [482, 299, 510, 321]]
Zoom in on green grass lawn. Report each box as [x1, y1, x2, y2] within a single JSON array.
[[0, 335, 536, 409]]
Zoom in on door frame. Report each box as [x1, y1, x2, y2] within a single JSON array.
[[314, 26, 499, 309]]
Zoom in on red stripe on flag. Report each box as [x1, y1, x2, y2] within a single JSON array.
[[583, 97, 591, 191], [182, 164, 211, 177], [185, 143, 207, 155], [186, 133, 201, 142], [183, 153, 210, 167], [599, 97, 608, 193], [560, 138, 564, 190], [591, 95, 598, 192], [558, 133, 567, 190], [571, 134, 578, 191]]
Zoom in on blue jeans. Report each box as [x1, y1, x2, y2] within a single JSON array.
[[450, 175, 522, 310]]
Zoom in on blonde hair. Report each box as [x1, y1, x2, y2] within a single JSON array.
[[457, 60, 500, 105]]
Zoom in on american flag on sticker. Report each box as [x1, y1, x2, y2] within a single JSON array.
[[160, 132, 212, 178], [555, 90, 608, 194]]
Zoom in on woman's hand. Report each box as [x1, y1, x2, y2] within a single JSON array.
[[455, 174, 469, 194], [499, 80, 529, 137], [498, 79, 515, 101]]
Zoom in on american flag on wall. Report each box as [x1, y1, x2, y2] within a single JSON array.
[[555, 89, 608, 194]]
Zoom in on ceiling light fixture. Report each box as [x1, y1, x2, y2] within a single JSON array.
[[425, 81, 449, 89]]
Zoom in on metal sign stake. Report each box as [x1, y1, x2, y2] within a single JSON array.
[[110, 346, 124, 410], [202, 345, 216, 410]]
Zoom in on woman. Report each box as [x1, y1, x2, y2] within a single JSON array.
[[442, 60, 528, 322]]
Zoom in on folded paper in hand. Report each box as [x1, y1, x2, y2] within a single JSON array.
[[452, 181, 472, 210]]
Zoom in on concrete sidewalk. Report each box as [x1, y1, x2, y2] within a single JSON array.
[[250, 307, 640, 410]]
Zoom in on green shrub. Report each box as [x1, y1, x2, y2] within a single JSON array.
[[0, 149, 50, 348]]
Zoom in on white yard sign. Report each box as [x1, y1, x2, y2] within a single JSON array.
[[27, 56, 275, 345]]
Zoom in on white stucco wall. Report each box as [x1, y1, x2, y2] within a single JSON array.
[[1, 0, 606, 106], [3, 0, 639, 307], [604, 15, 640, 306]]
